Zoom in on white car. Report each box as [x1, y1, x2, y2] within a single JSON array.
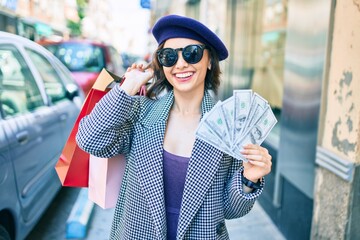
[[0, 31, 84, 240]]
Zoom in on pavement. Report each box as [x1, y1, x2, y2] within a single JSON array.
[[84, 201, 286, 240], [225, 202, 285, 240]]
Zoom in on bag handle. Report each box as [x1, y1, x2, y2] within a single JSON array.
[[93, 68, 148, 96], [92, 69, 118, 91], [138, 84, 147, 96]]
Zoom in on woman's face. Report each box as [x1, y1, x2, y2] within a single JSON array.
[[162, 38, 210, 95]]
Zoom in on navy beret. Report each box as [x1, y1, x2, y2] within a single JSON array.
[[152, 14, 228, 61]]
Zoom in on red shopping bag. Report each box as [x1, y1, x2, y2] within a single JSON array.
[[55, 69, 121, 187]]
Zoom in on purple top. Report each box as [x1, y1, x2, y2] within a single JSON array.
[[163, 149, 190, 240]]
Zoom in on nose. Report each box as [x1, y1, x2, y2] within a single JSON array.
[[175, 51, 188, 68]]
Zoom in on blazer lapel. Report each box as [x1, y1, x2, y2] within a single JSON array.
[[177, 91, 224, 239], [177, 140, 223, 239], [135, 91, 173, 238]]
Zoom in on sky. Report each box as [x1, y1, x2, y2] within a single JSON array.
[[111, 0, 152, 56]]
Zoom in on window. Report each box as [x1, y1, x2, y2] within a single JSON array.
[[0, 45, 44, 118], [44, 43, 106, 72], [108, 46, 123, 75], [25, 48, 67, 103], [252, 0, 287, 139]]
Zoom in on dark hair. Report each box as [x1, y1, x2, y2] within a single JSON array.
[[146, 43, 222, 99]]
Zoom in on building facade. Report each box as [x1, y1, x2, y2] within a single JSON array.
[[0, 0, 78, 41]]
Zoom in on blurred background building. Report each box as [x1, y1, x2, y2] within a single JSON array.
[[0, 0, 78, 40], [1, 0, 359, 239]]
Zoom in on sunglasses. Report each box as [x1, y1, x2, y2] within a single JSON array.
[[157, 44, 209, 67]]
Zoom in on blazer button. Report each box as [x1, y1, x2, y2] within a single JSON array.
[[216, 222, 226, 235]]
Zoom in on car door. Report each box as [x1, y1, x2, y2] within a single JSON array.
[[24, 47, 82, 145], [0, 114, 18, 218], [0, 43, 63, 224]]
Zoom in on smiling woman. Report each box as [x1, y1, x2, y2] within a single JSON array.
[[76, 14, 273, 240]]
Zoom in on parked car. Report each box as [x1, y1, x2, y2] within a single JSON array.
[[120, 52, 146, 69], [0, 31, 84, 240], [38, 39, 125, 96]]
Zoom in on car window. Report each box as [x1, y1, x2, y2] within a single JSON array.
[[0, 44, 45, 119], [52, 59, 75, 86], [109, 46, 123, 72], [25, 48, 67, 103], [44, 43, 106, 72]]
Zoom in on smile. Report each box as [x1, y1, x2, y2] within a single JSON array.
[[175, 72, 194, 78]]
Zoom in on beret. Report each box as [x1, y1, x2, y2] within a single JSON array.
[[152, 14, 228, 61]]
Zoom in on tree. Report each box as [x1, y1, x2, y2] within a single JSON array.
[[67, 0, 88, 37]]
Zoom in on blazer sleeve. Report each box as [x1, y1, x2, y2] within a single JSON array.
[[223, 155, 265, 219], [76, 84, 140, 158]]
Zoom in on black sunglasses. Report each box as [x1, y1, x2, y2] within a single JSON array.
[[157, 44, 209, 67]]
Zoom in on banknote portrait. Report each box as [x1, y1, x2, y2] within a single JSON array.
[[250, 126, 262, 144]]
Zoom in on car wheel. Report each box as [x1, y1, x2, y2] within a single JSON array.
[[0, 225, 11, 240]]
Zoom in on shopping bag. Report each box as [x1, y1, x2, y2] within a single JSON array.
[[55, 68, 121, 187], [88, 154, 126, 209], [87, 71, 148, 207]]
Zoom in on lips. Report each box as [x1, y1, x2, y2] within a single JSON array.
[[175, 72, 194, 80], [175, 72, 193, 78]]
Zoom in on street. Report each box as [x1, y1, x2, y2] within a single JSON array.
[[27, 187, 116, 240], [26, 187, 81, 240]]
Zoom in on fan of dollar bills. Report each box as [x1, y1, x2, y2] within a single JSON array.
[[196, 90, 277, 162]]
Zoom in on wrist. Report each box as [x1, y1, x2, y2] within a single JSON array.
[[243, 172, 259, 183], [120, 79, 141, 96], [242, 174, 261, 190]]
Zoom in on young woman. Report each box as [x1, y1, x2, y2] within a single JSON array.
[[76, 14, 272, 240]]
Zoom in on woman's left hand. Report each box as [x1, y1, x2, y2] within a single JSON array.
[[240, 144, 272, 182]]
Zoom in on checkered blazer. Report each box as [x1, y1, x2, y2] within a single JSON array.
[[76, 84, 264, 240]]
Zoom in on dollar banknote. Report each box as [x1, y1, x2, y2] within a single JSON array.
[[239, 93, 268, 141], [233, 90, 252, 146], [196, 120, 246, 161], [219, 96, 235, 143], [195, 89, 277, 162], [233, 105, 278, 153], [204, 101, 232, 149], [196, 115, 233, 156]]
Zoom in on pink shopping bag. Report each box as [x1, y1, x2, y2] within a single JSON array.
[[87, 67, 148, 208], [88, 154, 126, 209]]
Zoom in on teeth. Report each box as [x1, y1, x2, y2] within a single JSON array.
[[176, 72, 193, 78]]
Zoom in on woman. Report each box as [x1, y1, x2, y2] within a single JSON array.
[[76, 14, 272, 240]]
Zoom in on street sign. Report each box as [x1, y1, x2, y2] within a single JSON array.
[[140, 0, 151, 9]]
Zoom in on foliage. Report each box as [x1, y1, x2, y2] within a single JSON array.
[[67, 0, 88, 37], [77, 0, 87, 20], [67, 19, 81, 37]]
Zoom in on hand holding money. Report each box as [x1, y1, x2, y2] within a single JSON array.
[[240, 144, 272, 182]]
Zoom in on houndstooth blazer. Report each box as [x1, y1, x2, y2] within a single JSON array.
[[76, 84, 264, 240]]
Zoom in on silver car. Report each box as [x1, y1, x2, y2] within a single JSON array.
[[0, 31, 84, 240]]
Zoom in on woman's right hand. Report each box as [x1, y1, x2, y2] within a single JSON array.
[[120, 63, 153, 96]]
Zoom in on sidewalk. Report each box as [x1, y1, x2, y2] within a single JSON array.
[[226, 202, 285, 240], [85, 201, 286, 240]]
